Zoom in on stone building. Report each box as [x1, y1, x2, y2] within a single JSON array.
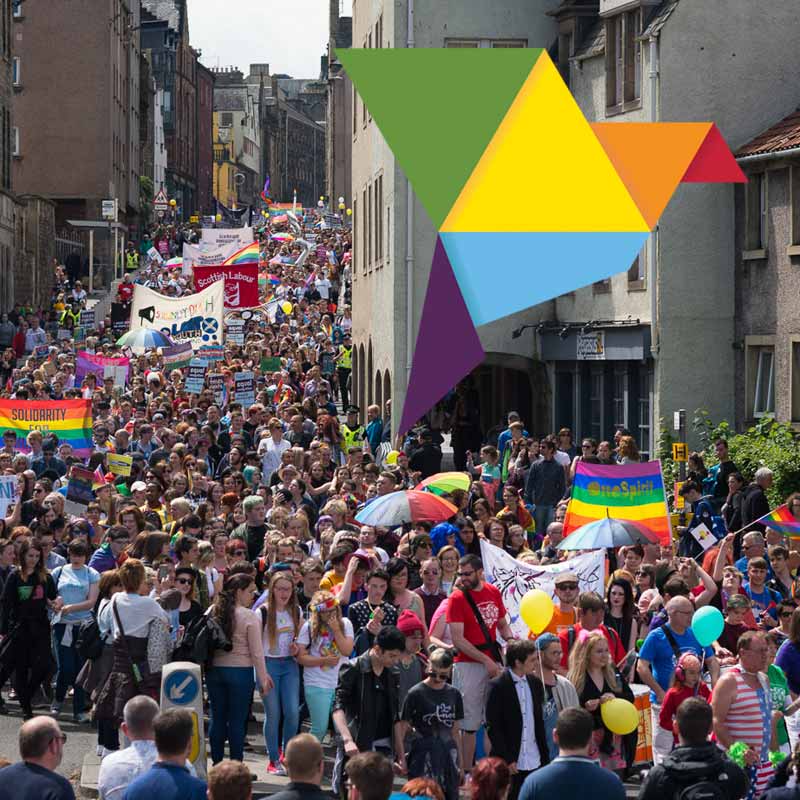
[[326, 0, 352, 214]]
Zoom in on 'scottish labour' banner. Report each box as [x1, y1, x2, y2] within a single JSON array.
[[193, 264, 259, 309], [129, 281, 224, 350], [564, 460, 671, 545], [0, 399, 92, 458], [200, 226, 253, 249], [182, 240, 241, 275], [480, 540, 605, 639], [75, 351, 130, 386]]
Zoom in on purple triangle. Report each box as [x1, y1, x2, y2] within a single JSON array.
[[398, 236, 484, 434]]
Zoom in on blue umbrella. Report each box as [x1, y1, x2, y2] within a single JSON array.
[[557, 515, 659, 550], [116, 328, 175, 352]]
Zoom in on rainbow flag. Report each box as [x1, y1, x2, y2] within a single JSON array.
[[222, 242, 259, 266], [564, 460, 670, 544], [755, 505, 800, 538], [0, 399, 93, 458]]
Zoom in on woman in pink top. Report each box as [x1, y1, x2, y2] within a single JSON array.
[[207, 573, 272, 764]]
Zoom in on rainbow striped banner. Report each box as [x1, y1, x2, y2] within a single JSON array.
[[222, 242, 259, 266], [755, 505, 800, 538], [0, 399, 93, 458], [564, 460, 671, 544]]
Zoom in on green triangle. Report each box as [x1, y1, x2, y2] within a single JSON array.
[[337, 48, 543, 229]]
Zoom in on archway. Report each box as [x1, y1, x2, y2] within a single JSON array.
[[374, 371, 383, 420], [367, 340, 374, 408], [357, 343, 366, 419], [383, 370, 391, 414]]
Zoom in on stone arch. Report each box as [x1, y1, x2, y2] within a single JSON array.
[[374, 371, 383, 419], [383, 370, 391, 413], [367, 340, 374, 408], [357, 343, 366, 418]]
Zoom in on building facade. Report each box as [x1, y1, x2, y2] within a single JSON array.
[[12, 0, 141, 281], [326, 0, 353, 214], [733, 110, 800, 429], [196, 61, 214, 216]]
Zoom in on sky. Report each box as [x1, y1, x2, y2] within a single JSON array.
[[189, 0, 352, 79]]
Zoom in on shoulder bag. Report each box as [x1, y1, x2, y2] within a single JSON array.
[[462, 588, 504, 665]]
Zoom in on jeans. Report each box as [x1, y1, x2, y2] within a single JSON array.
[[533, 505, 555, 539], [262, 657, 300, 763], [304, 684, 335, 742], [54, 623, 86, 715], [207, 666, 255, 763]]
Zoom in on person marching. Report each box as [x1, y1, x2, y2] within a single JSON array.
[[341, 406, 366, 453]]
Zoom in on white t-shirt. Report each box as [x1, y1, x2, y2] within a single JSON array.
[[262, 607, 297, 658], [315, 278, 331, 300], [297, 617, 354, 690], [554, 450, 571, 468], [98, 592, 168, 638]]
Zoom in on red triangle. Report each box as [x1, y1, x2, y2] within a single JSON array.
[[681, 124, 747, 183]]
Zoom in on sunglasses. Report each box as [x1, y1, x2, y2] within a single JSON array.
[[176, 578, 194, 585], [557, 583, 578, 591], [781, 611, 794, 618], [429, 671, 450, 680], [234, 549, 247, 556]]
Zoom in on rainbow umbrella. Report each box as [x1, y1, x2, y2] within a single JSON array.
[[355, 490, 457, 526], [116, 328, 175, 353], [415, 471, 471, 496], [557, 516, 658, 550]]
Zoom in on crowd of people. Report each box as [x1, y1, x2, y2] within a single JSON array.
[[0, 209, 799, 800]]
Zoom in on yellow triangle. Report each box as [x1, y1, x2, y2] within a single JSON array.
[[441, 53, 649, 233]]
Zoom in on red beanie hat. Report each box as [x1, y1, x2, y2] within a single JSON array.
[[396, 609, 425, 638]]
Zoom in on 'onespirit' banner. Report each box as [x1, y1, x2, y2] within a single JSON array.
[[129, 281, 224, 350], [479, 540, 606, 639]]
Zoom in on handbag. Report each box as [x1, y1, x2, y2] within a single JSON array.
[[111, 597, 147, 691], [0, 623, 19, 665], [146, 617, 172, 673], [462, 588, 504, 665], [75, 617, 105, 661]]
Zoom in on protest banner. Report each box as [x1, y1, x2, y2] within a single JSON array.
[[182, 240, 241, 274], [0, 399, 92, 458], [110, 303, 129, 338], [162, 342, 193, 371], [107, 453, 133, 477], [207, 373, 226, 405], [479, 540, 606, 639], [80, 309, 95, 329], [234, 372, 255, 406], [564, 460, 671, 545], [0, 475, 16, 518], [194, 264, 259, 308], [197, 345, 224, 362], [185, 359, 208, 394], [226, 319, 245, 345], [65, 466, 94, 515], [146, 246, 164, 265], [75, 351, 130, 387], [129, 281, 224, 350], [33, 344, 50, 359], [200, 226, 253, 249]]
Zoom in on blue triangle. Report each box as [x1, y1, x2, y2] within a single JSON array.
[[440, 232, 650, 327]]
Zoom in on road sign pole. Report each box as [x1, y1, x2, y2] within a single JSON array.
[[160, 661, 206, 778]]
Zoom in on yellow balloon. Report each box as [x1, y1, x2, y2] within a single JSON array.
[[600, 698, 639, 735], [385, 450, 400, 466], [281, 301, 293, 314], [346, 208, 352, 216], [519, 589, 554, 635]]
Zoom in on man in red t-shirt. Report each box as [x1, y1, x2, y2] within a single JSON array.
[[447, 553, 513, 773], [558, 591, 627, 670]]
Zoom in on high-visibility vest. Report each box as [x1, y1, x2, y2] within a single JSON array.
[[126, 251, 139, 271], [338, 345, 352, 370], [342, 423, 365, 450]]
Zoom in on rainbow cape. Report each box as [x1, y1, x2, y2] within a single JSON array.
[[755, 505, 800, 538], [564, 460, 670, 544], [0, 399, 93, 457], [222, 242, 259, 266]]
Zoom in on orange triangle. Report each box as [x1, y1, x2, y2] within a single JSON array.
[[590, 122, 712, 229]]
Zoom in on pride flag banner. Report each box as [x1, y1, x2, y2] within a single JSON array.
[[564, 460, 671, 545], [0, 399, 93, 458], [222, 242, 259, 266], [755, 505, 800, 538]]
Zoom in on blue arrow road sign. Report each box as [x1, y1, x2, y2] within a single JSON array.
[[164, 670, 199, 706]]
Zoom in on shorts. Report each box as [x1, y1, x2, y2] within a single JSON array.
[[453, 661, 489, 732]]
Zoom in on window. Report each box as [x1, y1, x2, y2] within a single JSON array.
[[12, 0, 22, 18], [745, 172, 767, 252], [352, 83, 357, 136], [361, 188, 367, 273], [445, 38, 526, 48], [375, 14, 382, 48], [367, 181, 373, 267], [638, 370, 652, 460], [12, 126, 18, 157], [12, 56, 19, 86], [376, 174, 383, 264], [753, 347, 775, 416], [386, 204, 391, 264], [612, 371, 628, 431], [628, 243, 646, 289], [605, 10, 641, 111], [220, 112, 232, 127]]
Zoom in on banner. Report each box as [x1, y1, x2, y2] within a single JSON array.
[[234, 372, 255, 406], [564, 460, 671, 545], [193, 264, 259, 309], [182, 240, 242, 274], [185, 359, 207, 394], [107, 453, 133, 476], [479, 540, 606, 639], [0, 399, 92, 458], [110, 303, 129, 338], [75, 351, 129, 387], [0, 475, 16, 518], [226, 319, 245, 345], [129, 281, 224, 350], [161, 342, 193, 371], [208, 373, 226, 405], [200, 226, 254, 249]]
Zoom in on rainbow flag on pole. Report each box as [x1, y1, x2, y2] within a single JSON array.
[[0, 399, 93, 458], [222, 242, 259, 266], [564, 460, 671, 544], [754, 505, 800, 538]]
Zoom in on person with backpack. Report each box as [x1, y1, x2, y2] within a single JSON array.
[[638, 696, 748, 800], [678, 481, 726, 560]]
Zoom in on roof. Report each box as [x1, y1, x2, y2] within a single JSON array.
[[641, 0, 680, 37], [141, 0, 180, 31], [214, 88, 247, 112], [736, 108, 800, 158]]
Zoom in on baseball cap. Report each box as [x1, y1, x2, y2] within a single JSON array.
[[554, 572, 579, 586], [131, 481, 147, 492]]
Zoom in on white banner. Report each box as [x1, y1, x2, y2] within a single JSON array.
[[479, 540, 606, 639], [182, 240, 242, 275], [199, 226, 254, 249], [129, 281, 224, 350]]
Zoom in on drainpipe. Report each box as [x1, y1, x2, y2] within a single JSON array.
[[648, 34, 660, 359], [405, 0, 415, 387]]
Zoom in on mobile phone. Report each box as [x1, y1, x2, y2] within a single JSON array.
[[158, 565, 170, 581]]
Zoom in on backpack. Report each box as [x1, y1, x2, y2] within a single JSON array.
[[173, 613, 232, 665], [75, 617, 105, 661], [664, 760, 730, 800]]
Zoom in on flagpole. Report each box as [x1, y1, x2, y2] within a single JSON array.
[[727, 504, 788, 539]]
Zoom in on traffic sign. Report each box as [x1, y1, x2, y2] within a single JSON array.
[[154, 189, 169, 210], [189, 215, 199, 224], [101, 199, 118, 221], [672, 442, 688, 462], [163, 669, 199, 705]]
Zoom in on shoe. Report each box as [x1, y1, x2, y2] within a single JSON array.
[[267, 762, 287, 776], [50, 703, 63, 718], [73, 712, 91, 724], [96, 745, 104, 757]]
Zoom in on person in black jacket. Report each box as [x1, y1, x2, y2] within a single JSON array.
[[524, 439, 566, 536], [331, 626, 406, 798], [638, 697, 747, 800], [742, 468, 773, 533], [407, 429, 442, 481], [486, 639, 551, 800]]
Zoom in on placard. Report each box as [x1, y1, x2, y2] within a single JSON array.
[[207, 373, 226, 405], [80, 309, 96, 329], [185, 359, 207, 394], [197, 345, 224, 362], [110, 303, 129, 337], [0, 475, 16, 518], [234, 372, 255, 406], [260, 356, 281, 373], [65, 466, 94, 515], [147, 246, 164, 265], [226, 319, 245, 345], [107, 453, 133, 476]]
